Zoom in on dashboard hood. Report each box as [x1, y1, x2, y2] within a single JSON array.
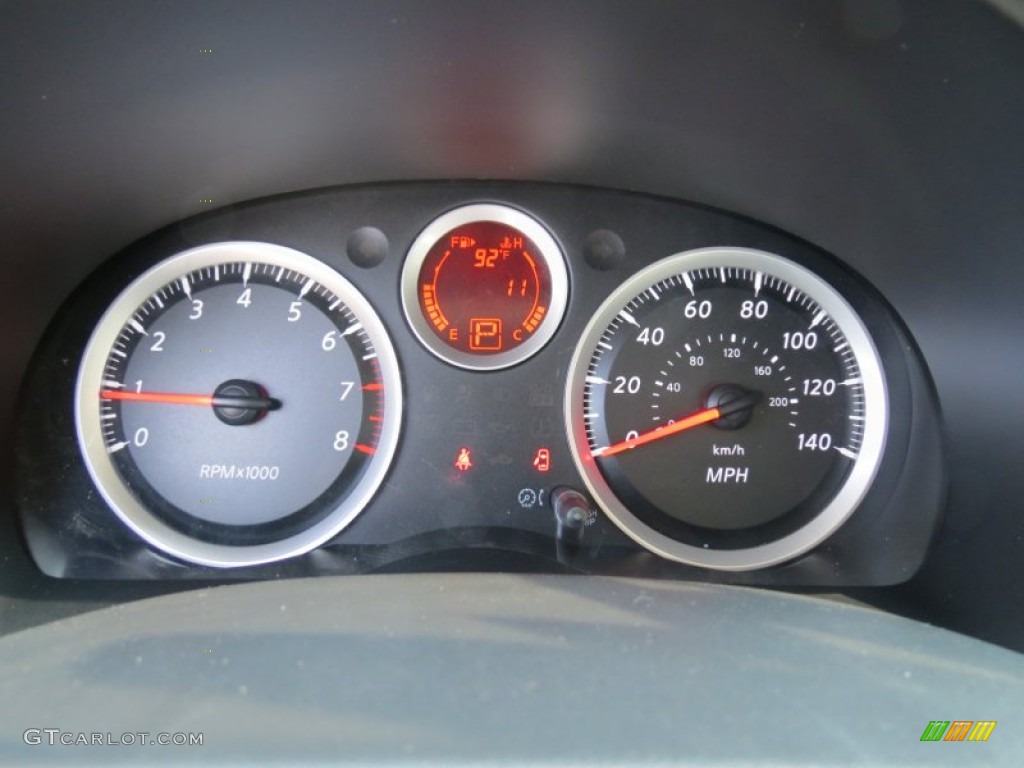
[[1, 575, 1022, 765]]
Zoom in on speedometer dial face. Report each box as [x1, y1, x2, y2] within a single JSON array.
[[75, 242, 402, 567], [566, 248, 887, 570]]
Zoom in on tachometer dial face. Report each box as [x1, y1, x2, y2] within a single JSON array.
[[566, 248, 887, 570], [75, 242, 402, 567], [401, 204, 568, 370]]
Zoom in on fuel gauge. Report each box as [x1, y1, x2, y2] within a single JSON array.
[[401, 204, 568, 370]]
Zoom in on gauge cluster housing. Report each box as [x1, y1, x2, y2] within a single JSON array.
[[16, 182, 944, 585]]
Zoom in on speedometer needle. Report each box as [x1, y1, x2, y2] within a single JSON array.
[[593, 388, 762, 458], [100, 390, 282, 411]]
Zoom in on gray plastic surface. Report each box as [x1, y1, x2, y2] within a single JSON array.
[[1, 575, 1021, 765]]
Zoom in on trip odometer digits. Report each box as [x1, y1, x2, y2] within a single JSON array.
[[566, 247, 887, 570]]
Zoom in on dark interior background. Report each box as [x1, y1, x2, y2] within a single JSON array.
[[1, 0, 1021, 649]]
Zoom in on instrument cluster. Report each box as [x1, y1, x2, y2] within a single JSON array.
[[15, 182, 945, 585]]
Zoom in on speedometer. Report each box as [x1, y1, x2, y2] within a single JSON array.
[[566, 247, 887, 570]]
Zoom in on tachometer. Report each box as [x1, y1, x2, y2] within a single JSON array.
[[75, 241, 402, 567], [566, 247, 887, 570]]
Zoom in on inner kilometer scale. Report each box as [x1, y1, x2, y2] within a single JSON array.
[[75, 242, 401, 568], [566, 247, 887, 571]]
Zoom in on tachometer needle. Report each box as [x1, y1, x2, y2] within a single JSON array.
[[100, 390, 282, 411], [593, 388, 761, 458]]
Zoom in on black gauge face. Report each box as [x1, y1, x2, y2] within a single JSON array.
[[76, 242, 402, 567], [567, 248, 887, 571]]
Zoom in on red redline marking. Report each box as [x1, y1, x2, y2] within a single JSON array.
[[368, 415, 383, 422], [355, 443, 376, 455], [361, 383, 384, 391]]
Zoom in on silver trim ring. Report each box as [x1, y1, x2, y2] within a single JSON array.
[[75, 241, 403, 568], [565, 247, 888, 571], [401, 203, 569, 370]]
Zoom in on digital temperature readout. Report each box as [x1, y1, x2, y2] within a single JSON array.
[[420, 221, 550, 353], [402, 204, 569, 370]]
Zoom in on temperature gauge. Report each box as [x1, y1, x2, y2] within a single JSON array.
[[401, 204, 568, 370]]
